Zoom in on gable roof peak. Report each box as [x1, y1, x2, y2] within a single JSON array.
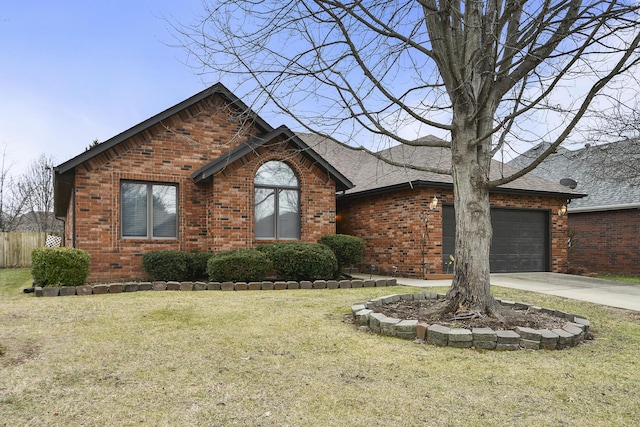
[[192, 125, 354, 191], [53, 83, 276, 217], [54, 82, 273, 175]]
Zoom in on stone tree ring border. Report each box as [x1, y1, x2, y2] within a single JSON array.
[[351, 292, 590, 351]]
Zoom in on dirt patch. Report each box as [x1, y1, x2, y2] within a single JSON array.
[[373, 298, 568, 331], [0, 337, 41, 367], [625, 310, 640, 324]]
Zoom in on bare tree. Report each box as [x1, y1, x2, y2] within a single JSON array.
[[0, 145, 24, 232], [580, 139, 639, 185], [579, 101, 640, 182], [177, 0, 640, 317], [16, 154, 57, 233]]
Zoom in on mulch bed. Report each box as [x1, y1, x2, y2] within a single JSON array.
[[373, 298, 569, 331]]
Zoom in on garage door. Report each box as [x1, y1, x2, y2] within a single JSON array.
[[442, 206, 549, 273]]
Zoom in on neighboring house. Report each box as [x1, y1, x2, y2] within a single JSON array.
[[508, 140, 640, 275], [13, 211, 64, 233], [54, 83, 583, 283]]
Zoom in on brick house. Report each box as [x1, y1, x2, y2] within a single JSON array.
[[54, 84, 352, 282], [509, 141, 640, 275], [54, 84, 583, 282]]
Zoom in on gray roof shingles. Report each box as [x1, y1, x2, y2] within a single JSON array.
[[508, 139, 640, 211], [299, 133, 583, 199]]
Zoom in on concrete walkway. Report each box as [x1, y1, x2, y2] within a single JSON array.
[[356, 272, 640, 312]]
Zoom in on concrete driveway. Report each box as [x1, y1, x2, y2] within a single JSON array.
[[385, 272, 640, 312]]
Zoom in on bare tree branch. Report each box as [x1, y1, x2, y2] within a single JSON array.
[[16, 154, 57, 233], [0, 145, 25, 232], [491, 28, 640, 187], [172, 0, 640, 314]]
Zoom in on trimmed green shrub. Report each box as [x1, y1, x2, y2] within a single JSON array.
[[187, 252, 214, 281], [31, 247, 90, 287], [142, 250, 189, 281], [318, 234, 365, 272], [258, 242, 338, 281], [207, 249, 272, 282]]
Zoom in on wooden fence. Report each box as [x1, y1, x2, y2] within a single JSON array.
[[0, 233, 61, 268]]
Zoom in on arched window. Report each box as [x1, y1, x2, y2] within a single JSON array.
[[254, 161, 300, 239]]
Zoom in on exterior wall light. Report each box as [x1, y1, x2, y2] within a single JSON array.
[[558, 205, 567, 216], [429, 196, 439, 210]]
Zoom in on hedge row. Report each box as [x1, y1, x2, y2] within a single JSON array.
[[142, 235, 365, 283], [256, 242, 338, 281], [142, 250, 213, 282], [30, 235, 365, 286]]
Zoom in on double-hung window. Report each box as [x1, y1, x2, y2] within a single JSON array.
[[254, 161, 300, 239], [121, 181, 178, 239]]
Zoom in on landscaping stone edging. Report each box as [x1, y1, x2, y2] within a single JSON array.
[[32, 278, 398, 297], [351, 292, 590, 351]]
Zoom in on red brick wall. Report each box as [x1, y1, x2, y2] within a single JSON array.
[[336, 188, 442, 277], [568, 208, 640, 275], [65, 94, 337, 283], [206, 137, 337, 252], [337, 189, 568, 277]]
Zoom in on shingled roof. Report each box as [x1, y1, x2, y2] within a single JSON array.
[[508, 139, 640, 211], [298, 133, 585, 199], [191, 125, 353, 191]]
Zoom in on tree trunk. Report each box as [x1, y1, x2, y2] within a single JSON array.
[[445, 125, 502, 317]]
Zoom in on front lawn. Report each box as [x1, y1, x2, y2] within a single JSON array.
[[597, 273, 640, 284], [0, 267, 33, 297], [1, 268, 639, 426]]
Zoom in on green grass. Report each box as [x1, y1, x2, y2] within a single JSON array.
[[596, 273, 640, 284], [1, 268, 640, 426], [0, 267, 33, 296]]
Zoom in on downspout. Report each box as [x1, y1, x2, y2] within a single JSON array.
[[55, 186, 76, 248], [55, 216, 66, 244], [54, 174, 76, 248], [72, 186, 76, 247]]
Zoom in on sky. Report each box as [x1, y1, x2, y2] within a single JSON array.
[[0, 1, 455, 178], [0, 1, 218, 174], [2, 2, 635, 178]]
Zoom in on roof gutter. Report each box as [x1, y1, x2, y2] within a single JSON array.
[[569, 203, 640, 213], [337, 180, 586, 200]]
